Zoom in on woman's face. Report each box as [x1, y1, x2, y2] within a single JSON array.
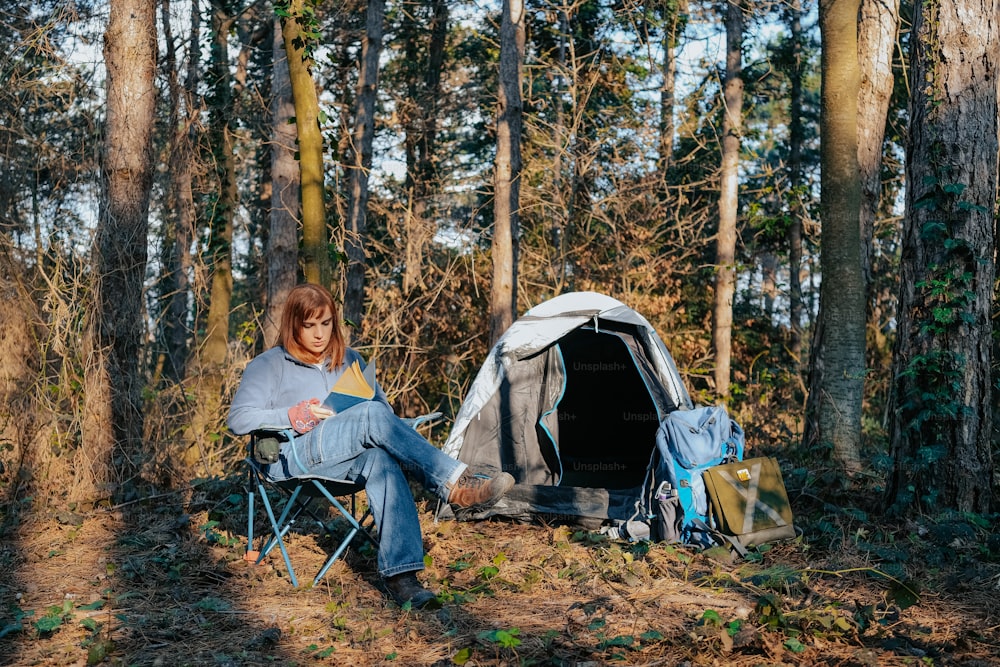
[[299, 307, 334, 361]]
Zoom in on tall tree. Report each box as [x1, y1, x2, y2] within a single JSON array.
[[658, 0, 688, 173], [155, 0, 200, 383], [785, 0, 806, 364], [181, 0, 241, 469], [888, 0, 997, 512], [199, 0, 238, 369], [343, 0, 386, 329], [857, 0, 899, 289], [807, 0, 865, 472], [490, 0, 524, 344], [281, 0, 329, 287], [711, 0, 744, 397], [79, 0, 157, 499], [265, 15, 300, 348]]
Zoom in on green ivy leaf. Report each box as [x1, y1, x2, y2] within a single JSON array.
[[700, 609, 723, 626], [784, 637, 807, 653], [34, 614, 63, 634]]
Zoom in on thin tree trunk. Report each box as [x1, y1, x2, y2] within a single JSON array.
[[811, 0, 865, 472], [200, 2, 236, 368], [157, 0, 197, 383], [786, 0, 805, 364], [552, 8, 570, 292], [343, 0, 385, 330], [711, 0, 743, 398], [658, 0, 688, 173], [79, 0, 157, 501], [887, 0, 996, 513], [857, 0, 899, 289], [282, 0, 329, 288], [490, 0, 524, 344], [266, 16, 299, 348]]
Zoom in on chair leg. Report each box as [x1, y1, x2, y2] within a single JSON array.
[[257, 481, 301, 588], [246, 488, 257, 561], [247, 472, 381, 589], [308, 480, 380, 586]]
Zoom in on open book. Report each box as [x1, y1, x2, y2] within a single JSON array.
[[323, 358, 377, 413]]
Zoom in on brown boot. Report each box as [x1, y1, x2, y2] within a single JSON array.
[[447, 470, 515, 509], [384, 572, 438, 609]]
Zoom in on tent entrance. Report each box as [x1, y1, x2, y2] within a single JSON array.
[[551, 326, 660, 489]]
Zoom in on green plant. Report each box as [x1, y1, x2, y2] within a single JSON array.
[[199, 520, 240, 548], [477, 627, 522, 649]]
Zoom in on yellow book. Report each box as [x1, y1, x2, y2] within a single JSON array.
[[323, 359, 376, 412]]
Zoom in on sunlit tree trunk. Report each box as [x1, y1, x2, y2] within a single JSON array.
[[888, 0, 996, 513], [711, 0, 743, 398], [266, 16, 299, 348], [809, 0, 865, 472], [857, 0, 899, 288], [79, 0, 156, 501], [490, 0, 524, 344], [343, 0, 385, 330], [282, 0, 329, 288]]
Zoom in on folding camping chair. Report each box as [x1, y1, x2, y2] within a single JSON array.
[[243, 413, 441, 588]]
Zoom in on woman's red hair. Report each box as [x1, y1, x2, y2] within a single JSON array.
[[278, 284, 346, 369]]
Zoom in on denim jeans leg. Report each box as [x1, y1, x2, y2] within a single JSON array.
[[348, 448, 425, 577], [310, 402, 465, 500]]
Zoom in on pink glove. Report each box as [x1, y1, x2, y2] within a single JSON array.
[[288, 398, 322, 434]]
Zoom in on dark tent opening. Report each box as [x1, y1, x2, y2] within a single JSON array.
[[549, 326, 660, 490]]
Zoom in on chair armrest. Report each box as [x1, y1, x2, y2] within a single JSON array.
[[249, 426, 296, 465], [401, 412, 443, 430]]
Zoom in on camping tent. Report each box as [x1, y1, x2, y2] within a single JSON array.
[[440, 292, 694, 527]]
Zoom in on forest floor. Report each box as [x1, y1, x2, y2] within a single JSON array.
[[2, 473, 999, 667]]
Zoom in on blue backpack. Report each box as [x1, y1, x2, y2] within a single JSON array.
[[642, 405, 745, 546]]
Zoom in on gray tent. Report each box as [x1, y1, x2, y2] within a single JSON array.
[[441, 292, 693, 527]]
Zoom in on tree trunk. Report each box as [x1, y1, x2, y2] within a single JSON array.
[[811, 0, 866, 472], [343, 0, 385, 330], [156, 0, 198, 383], [490, 0, 524, 344], [857, 0, 899, 288], [711, 0, 743, 398], [887, 0, 997, 513], [79, 0, 157, 501], [282, 0, 329, 288], [658, 0, 688, 173], [180, 1, 239, 470], [786, 0, 805, 364], [265, 16, 300, 349], [200, 2, 236, 369]]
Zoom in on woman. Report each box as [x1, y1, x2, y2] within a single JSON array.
[[228, 284, 514, 608]]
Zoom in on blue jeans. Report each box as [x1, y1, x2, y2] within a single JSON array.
[[267, 401, 466, 577]]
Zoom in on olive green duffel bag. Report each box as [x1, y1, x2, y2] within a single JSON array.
[[703, 456, 796, 554]]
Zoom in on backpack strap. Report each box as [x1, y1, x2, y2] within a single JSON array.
[[690, 517, 749, 559]]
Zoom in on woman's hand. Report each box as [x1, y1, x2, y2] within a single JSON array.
[[288, 398, 334, 434]]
